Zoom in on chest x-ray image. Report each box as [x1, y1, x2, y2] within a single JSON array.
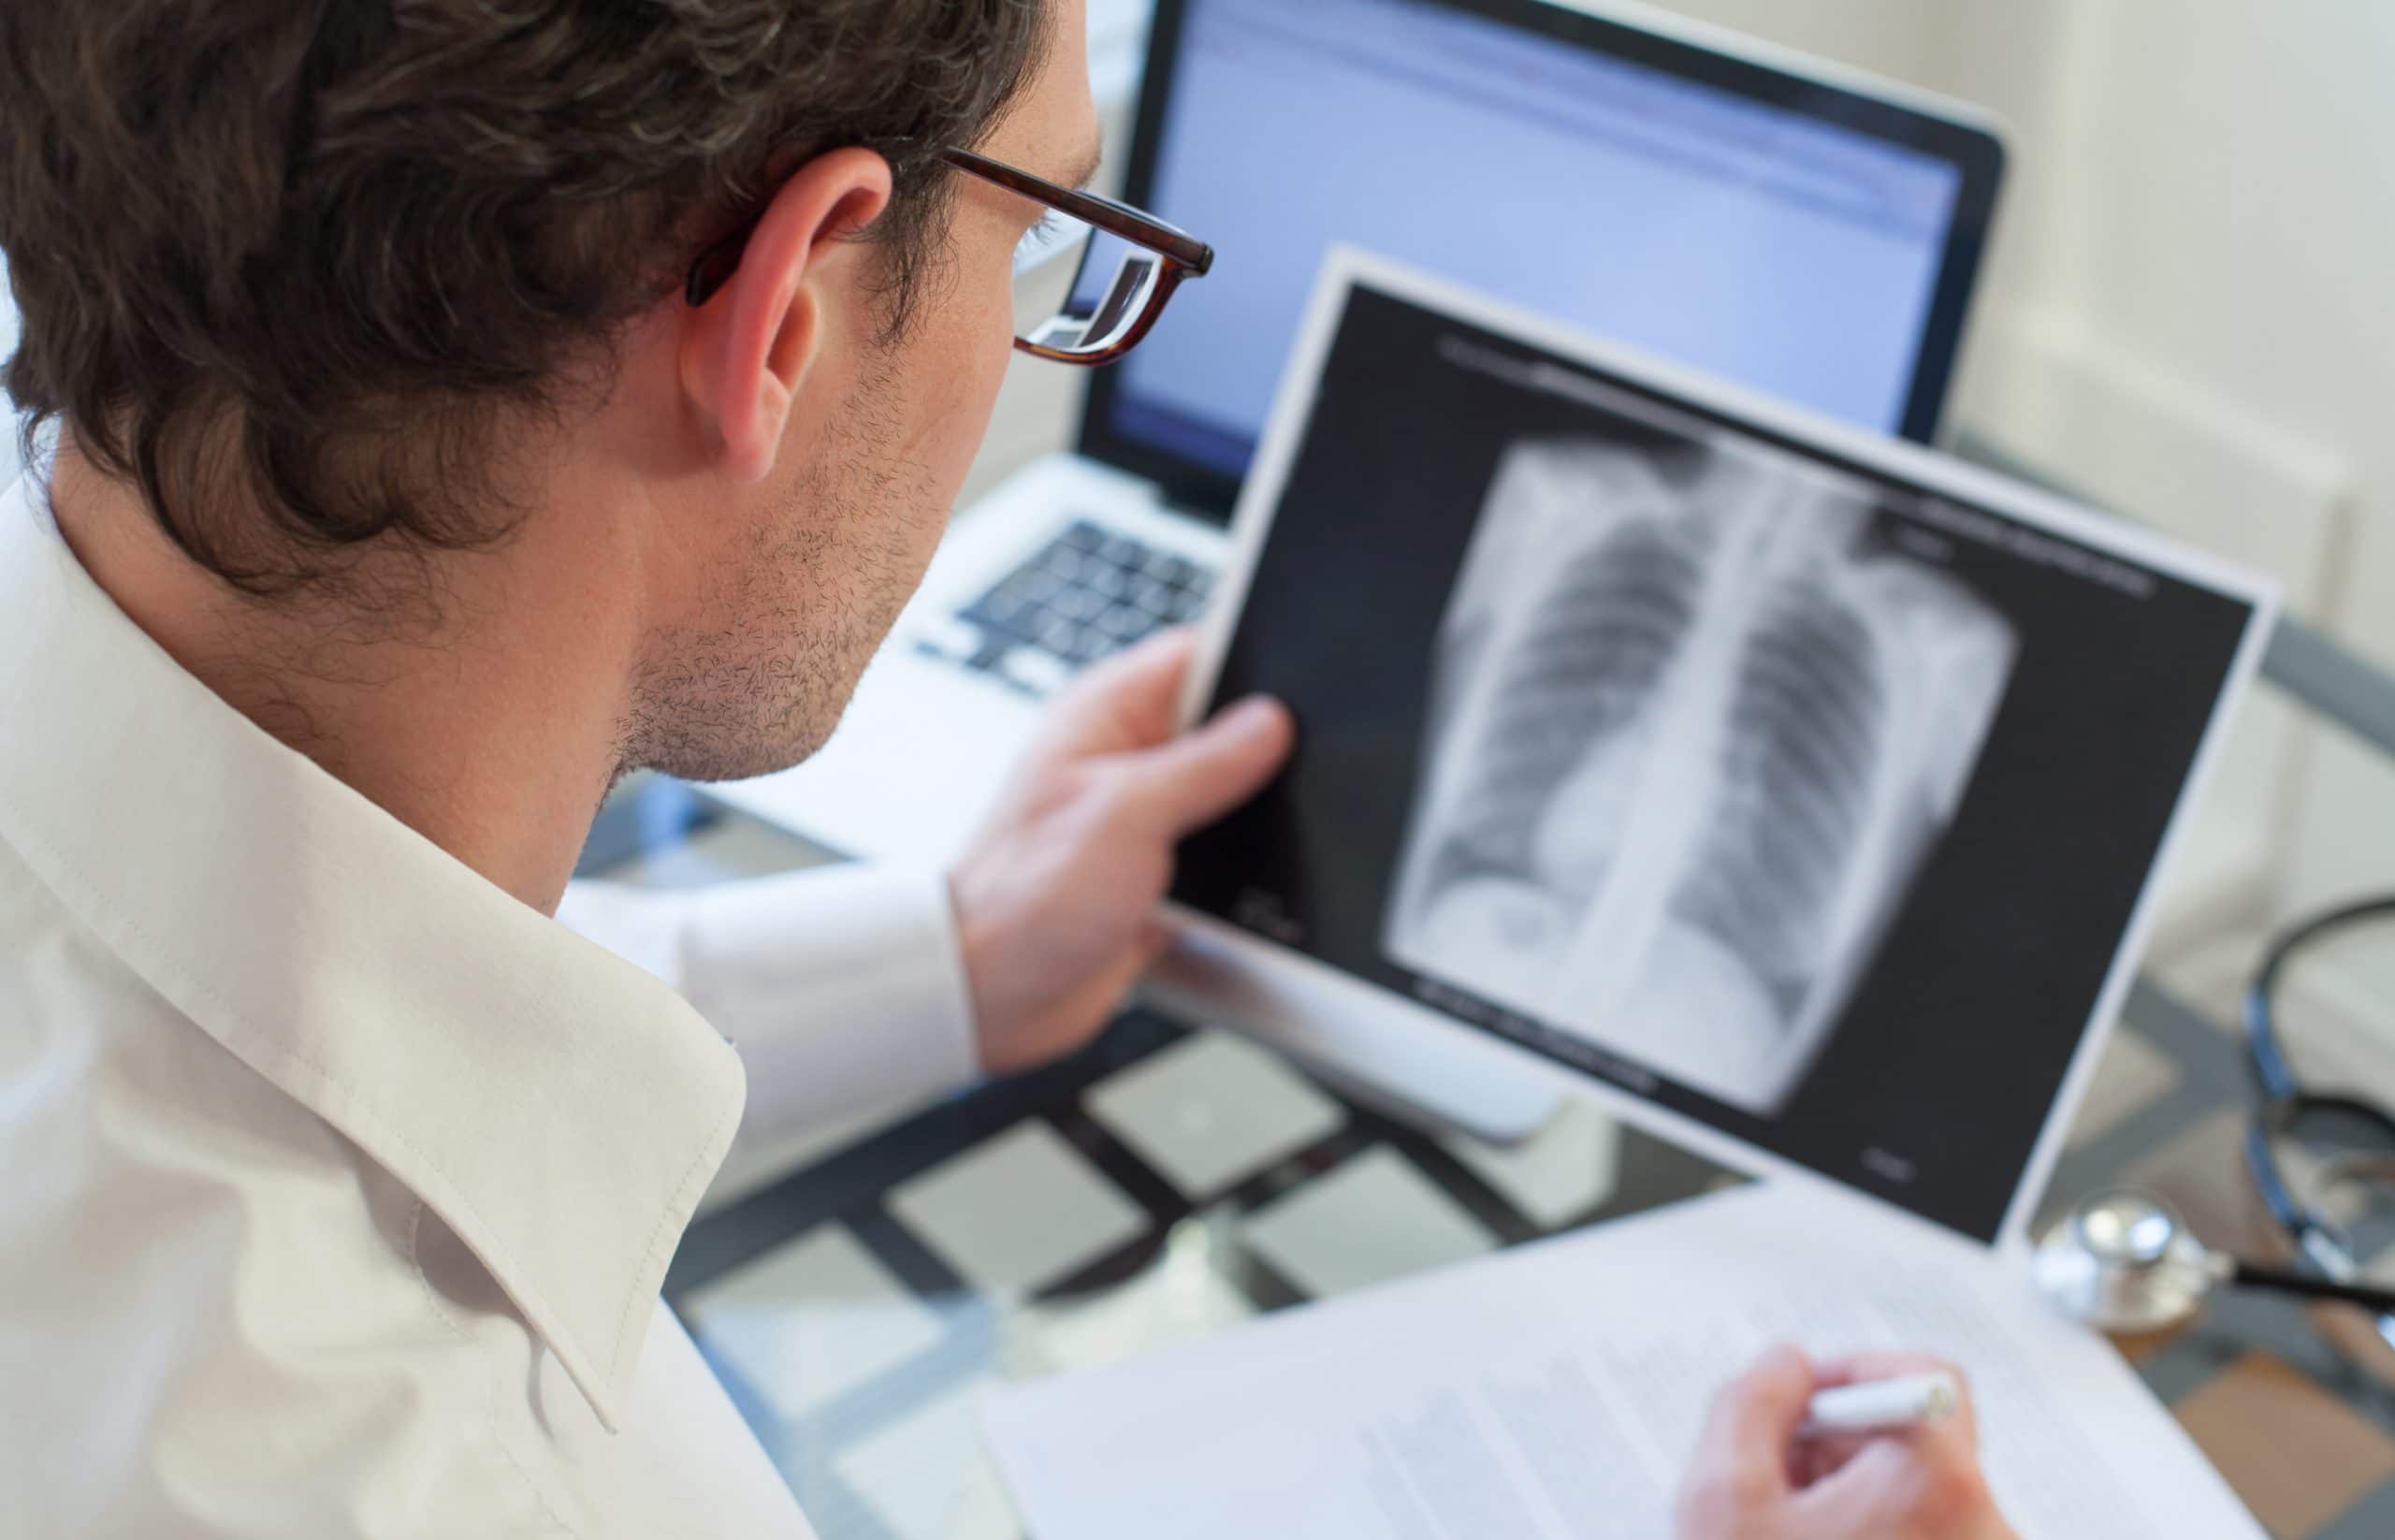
[[1385, 429, 2019, 1114]]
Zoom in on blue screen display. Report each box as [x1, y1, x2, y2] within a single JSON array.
[[1093, 0, 1965, 479]]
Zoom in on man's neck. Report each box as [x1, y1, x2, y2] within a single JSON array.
[[45, 449, 639, 915]]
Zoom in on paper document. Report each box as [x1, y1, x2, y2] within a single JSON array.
[[982, 1183, 2262, 1539]]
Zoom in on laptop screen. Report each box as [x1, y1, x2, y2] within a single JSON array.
[[1082, 0, 1999, 501]]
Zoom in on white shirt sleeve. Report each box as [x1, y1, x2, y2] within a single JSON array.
[[557, 864, 984, 1152]]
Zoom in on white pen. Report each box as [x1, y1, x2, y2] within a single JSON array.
[[1796, 1372, 1962, 1440]]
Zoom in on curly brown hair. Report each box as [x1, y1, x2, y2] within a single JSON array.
[[0, 1, 1050, 595]]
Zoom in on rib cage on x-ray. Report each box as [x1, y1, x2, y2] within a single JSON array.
[[1387, 433, 2017, 1113], [1430, 523, 1696, 892], [1689, 573, 1891, 1012]]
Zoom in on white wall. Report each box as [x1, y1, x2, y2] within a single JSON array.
[[1981, 2, 2395, 919], [1643, 0, 2395, 1013]]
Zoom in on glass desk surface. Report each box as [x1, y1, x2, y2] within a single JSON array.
[[591, 809, 2395, 1540]]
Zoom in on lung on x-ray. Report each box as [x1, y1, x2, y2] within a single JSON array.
[[1385, 429, 2019, 1114]]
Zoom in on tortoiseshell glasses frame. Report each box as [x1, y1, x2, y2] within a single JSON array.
[[683, 145, 1214, 368]]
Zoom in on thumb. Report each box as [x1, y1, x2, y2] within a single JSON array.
[[1118, 694, 1296, 837]]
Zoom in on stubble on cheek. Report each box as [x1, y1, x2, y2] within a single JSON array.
[[617, 359, 945, 784]]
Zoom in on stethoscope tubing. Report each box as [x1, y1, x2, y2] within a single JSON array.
[[2237, 893, 2395, 1343], [2243, 895, 2395, 1105], [2228, 1258, 2395, 1315]]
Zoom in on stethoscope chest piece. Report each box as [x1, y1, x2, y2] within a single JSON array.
[[2032, 1190, 2226, 1334]]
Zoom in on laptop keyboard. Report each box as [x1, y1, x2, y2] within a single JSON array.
[[918, 519, 1217, 698]]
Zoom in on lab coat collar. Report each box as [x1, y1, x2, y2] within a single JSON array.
[[0, 479, 745, 1433]]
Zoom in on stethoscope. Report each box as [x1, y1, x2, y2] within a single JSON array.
[[2032, 1188, 2395, 1338], [2033, 895, 2395, 1342]]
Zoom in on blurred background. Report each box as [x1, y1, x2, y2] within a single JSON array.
[[1641, 0, 2395, 1066], [1078, 0, 2395, 1087]]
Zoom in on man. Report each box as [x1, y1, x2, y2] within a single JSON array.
[[0, 1, 2017, 1535]]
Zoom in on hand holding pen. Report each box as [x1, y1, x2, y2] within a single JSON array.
[[1676, 1347, 2022, 1540]]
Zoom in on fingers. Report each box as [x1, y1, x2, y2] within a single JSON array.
[[1794, 1427, 2004, 1539], [1689, 1344, 1814, 1504], [1791, 1434, 1922, 1528], [1719, 1344, 1819, 1458], [1793, 1359, 2005, 1538], [1038, 629, 1200, 759], [1789, 1429, 1877, 1489], [1115, 693, 1297, 838], [1017, 628, 1294, 840], [1683, 1353, 2012, 1540]]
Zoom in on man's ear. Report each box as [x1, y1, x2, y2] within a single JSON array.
[[680, 148, 895, 484]]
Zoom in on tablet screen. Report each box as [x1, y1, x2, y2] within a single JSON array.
[[1170, 271, 2267, 1244]]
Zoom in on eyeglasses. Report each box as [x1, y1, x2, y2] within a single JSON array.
[[683, 145, 1213, 369]]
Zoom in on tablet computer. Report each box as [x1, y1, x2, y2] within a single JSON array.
[[1159, 249, 2276, 1250]]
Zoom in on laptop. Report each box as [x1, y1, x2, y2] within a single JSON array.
[[1156, 250, 2275, 1242], [708, 0, 2009, 870]]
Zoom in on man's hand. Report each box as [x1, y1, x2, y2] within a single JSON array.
[[949, 630, 1295, 1075], [1676, 1347, 2020, 1540]]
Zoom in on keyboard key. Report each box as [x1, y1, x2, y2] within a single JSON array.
[[1096, 603, 1154, 643], [962, 591, 1037, 642], [1001, 648, 1072, 697], [929, 529, 1219, 689], [1073, 627, 1121, 666], [915, 615, 985, 661]]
